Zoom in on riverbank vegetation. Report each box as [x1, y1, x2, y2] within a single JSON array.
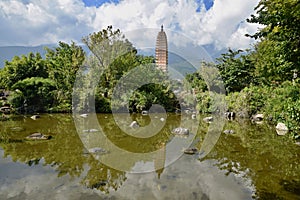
[[0, 0, 299, 138], [187, 0, 300, 139]]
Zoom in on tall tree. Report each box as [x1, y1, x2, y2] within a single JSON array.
[[216, 49, 255, 93], [247, 0, 300, 82], [45, 41, 85, 110], [0, 52, 47, 88]]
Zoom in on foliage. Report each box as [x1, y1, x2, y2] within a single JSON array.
[[82, 25, 136, 69], [0, 52, 47, 88], [216, 49, 255, 93], [247, 0, 300, 83], [45, 41, 85, 111], [11, 77, 55, 112], [263, 81, 300, 138], [226, 81, 300, 138]]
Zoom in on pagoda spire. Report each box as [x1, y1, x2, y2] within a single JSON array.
[[155, 25, 168, 72]]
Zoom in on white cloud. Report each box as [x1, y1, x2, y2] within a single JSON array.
[[0, 0, 260, 51]]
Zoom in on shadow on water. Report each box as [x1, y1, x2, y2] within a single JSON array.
[[0, 114, 299, 199]]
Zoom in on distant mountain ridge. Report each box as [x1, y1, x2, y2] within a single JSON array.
[[0, 45, 225, 76], [0, 45, 50, 68]]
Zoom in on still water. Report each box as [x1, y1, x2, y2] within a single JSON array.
[[0, 114, 299, 199]]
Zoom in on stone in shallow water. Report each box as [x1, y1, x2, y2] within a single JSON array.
[[88, 147, 108, 154], [276, 122, 288, 136], [223, 129, 235, 134], [203, 116, 213, 123], [172, 127, 189, 136], [184, 148, 198, 155], [129, 121, 139, 128], [30, 115, 40, 120], [26, 133, 51, 140], [83, 129, 99, 133]]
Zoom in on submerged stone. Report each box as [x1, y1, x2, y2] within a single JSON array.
[[30, 115, 40, 120], [26, 133, 51, 140], [203, 116, 213, 123], [88, 147, 108, 154], [223, 129, 235, 134], [276, 122, 288, 136], [129, 121, 139, 128], [184, 148, 198, 155], [172, 127, 189, 136]]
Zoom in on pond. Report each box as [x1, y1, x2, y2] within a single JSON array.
[[0, 114, 299, 199]]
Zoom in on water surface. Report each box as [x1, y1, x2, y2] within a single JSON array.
[[0, 114, 299, 199]]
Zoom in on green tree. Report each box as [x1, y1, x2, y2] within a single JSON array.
[[247, 0, 300, 82], [0, 52, 47, 88], [11, 77, 55, 112], [216, 49, 255, 93], [45, 41, 85, 111]]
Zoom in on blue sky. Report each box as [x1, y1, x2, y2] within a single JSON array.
[[0, 0, 260, 50], [83, 0, 120, 8], [83, 0, 214, 11]]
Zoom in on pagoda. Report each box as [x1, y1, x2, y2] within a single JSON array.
[[155, 25, 168, 72]]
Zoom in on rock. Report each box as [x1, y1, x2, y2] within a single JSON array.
[[184, 109, 191, 114], [252, 114, 264, 121], [295, 142, 300, 146], [83, 129, 99, 133], [184, 148, 198, 155], [30, 115, 40, 120], [172, 127, 189, 136], [10, 127, 25, 132], [225, 112, 235, 120], [203, 116, 213, 123], [191, 114, 197, 119], [0, 106, 11, 114], [80, 113, 88, 118], [223, 129, 235, 134], [276, 122, 288, 131], [276, 122, 288, 136], [141, 110, 148, 116], [88, 147, 108, 154], [26, 133, 51, 140], [129, 121, 139, 128]]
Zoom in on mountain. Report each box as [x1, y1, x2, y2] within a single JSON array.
[[0, 45, 50, 68], [0, 45, 225, 76]]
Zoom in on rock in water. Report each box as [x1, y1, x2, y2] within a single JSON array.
[[141, 110, 148, 116], [129, 121, 139, 128], [30, 115, 40, 120], [252, 114, 264, 121], [172, 127, 189, 136], [203, 116, 213, 123], [223, 129, 235, 134], [276, 122, 288, 136], [88, 147, 108, 154], [80, 113, 88, 118], [184, 148, 198, 155], [26, 133, 51, 140], [83, 129, 99, 133]]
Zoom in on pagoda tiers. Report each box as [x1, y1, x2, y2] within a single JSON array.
[[155, 25, 168, 72]]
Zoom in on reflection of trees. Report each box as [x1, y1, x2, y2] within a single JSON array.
[[201, 120, 300, 199], [98, 114, 178, 153], [0, 113, 184, 193], [0, 114, 127, 193]]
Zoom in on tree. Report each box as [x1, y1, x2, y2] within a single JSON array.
[[82, 25, 136, 70], [247, 0, 300, 82], [216, 49, 255, 93], [45, 41, 85, 111], [0, 52, 47, 88], [11, 77, 55, 112]]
